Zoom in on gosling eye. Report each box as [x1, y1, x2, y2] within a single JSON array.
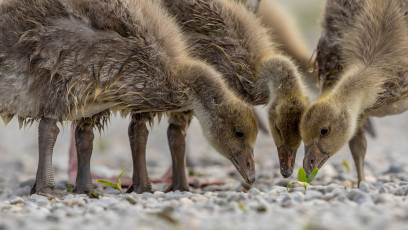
[[235, 131, 244, 139], [320, 127, 330, 136]]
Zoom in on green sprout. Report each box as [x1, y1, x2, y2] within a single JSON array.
[[96, 168, 126, 194], [66, 183, 74, 192], [287, 168, 319, 192]]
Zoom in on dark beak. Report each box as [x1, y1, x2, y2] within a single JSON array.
[[277, 145, 297, 178], [303, 143, 330, 177], [230, 147, 256, 185]]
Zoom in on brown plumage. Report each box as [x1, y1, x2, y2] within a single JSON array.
[[161, 0, 309, 183], [301, 0, 408, 185], [0, 0, 258, 196]]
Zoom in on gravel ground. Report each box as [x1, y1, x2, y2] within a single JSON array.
[[1, 111, 408, 230], [2, 0, 408, 229]]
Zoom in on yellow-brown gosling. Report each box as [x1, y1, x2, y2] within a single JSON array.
[[301, 0, 408, 185]]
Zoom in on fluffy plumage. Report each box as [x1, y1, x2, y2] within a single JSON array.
[[0, 0, 259, 194], [162, 0, 309, 178], [301, 0, 408, 182]]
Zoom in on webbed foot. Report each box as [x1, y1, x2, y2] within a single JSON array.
[[31, 183, 66, 199], [126, 183, 152, 194]]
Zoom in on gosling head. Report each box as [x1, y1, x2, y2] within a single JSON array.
[[300, 99, 355, 176], [259, 55, 308, 178], [199, 102, 258, 185], [268, 98, 307, 178], [186, 60, 258, 184]]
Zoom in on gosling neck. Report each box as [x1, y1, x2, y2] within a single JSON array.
[[330, 65, 387, 115], [257, 55, 308, 106], [180, 60, 238, 120]]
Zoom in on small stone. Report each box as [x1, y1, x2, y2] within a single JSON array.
[[37, 206, 51, 216], [290, 191, 305, 203], [46, 214, 60, 222], [215, 198, 228, 206], [89, 205, 104, 214], [280, 195, 292, 207], [347, 189, 360, 200], [204, 192, 213, 198], [217, 192, 228, 198], [378, 175, 392, 182], [141, 192, 155, 200], [123, 197, 137, 205], [66, 207, 84, 217], [325, 183, 345, 193], [87, 190, 99, 199], [359, 181, 370, 193], [180, 197, 194, 206], [165, 192, 183, 200], [372, 181, 384, 188], [308, 185, 326, 194], [154, 191, 165, 197], [393, 186, 408, 196], [375, 193, 394, 204], [385, 165, 405, 174], [269, 186, 288, 193], [236, 193, 247, 201], [266, 196, 276, 203], [342, 180, 353, 188], [30, 194, 49, 206], [335, 194, 348, 202], [399, 181, 408, 186], [191, 196, 207, 203], [379, 187, 388, 194], [9, 197, 24, 205], [305, 190, 323, 201], [353, 192, 372, 204], [169, 200, 180, 207], [51, 208, 67, 218], [226, 193, 239, 202], [267, 190, 278, 197], [249, 188, 261, 196], [255, 205, 267, 213]]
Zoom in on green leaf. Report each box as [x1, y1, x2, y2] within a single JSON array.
[[342, 160, 351, 173], [96, 179, 118, 189], [287, 182, 294, 192], [66, 184, 74, 192], [307, 168, 319, 183], [298, 168, 307, 182], [116, 168, 126, 194]]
